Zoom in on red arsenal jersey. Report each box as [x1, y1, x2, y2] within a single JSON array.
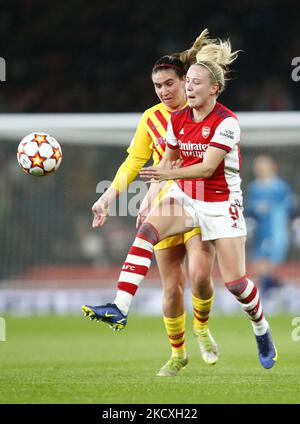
[[166, 102, 242, 202]]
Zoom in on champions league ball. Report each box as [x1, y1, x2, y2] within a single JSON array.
[[17, 132, 62, 176]]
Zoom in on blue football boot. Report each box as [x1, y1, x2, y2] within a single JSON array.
[[255, 328, 277, 369], [82, 303, 127, 331]]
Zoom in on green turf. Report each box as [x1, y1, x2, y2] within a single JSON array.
[[0, 313, 299, 404]]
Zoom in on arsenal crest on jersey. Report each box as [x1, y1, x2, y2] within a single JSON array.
[[202, 126, 211, 138]]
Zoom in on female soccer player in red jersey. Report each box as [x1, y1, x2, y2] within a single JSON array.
[[84, 32, 277, 371], [83, 30, 221, 376]]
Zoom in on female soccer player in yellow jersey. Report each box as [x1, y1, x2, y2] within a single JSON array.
[[83, 30, 220, 376]]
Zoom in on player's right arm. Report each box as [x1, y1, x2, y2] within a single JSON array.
[[92, 111, 153, 228]]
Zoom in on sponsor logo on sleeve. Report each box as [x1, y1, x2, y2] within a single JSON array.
[[220, 129, 234, 140]]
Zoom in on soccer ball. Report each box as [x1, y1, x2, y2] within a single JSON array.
[[17, 132, 62, 176]]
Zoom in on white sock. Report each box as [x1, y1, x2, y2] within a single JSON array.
[[113, 291, 133, 315], [251, 317, 269, 336]]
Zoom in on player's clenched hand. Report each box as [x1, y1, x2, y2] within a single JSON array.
[[92, 197, 109, 228]]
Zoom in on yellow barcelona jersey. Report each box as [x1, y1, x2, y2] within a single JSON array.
[[127, 102, 174, 166], [111, 102, 187, 192]]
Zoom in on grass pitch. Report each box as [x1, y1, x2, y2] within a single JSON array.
[[0, 314, 299, 404]]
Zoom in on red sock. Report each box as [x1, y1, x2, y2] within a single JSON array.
[[113, 222, 159, 314], [225, 276, 268, 335]]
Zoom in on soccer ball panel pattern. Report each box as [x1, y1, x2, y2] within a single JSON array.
[[17, 132, 62, 176]]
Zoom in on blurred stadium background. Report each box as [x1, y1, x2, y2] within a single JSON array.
[[0, 0, 300, 317]]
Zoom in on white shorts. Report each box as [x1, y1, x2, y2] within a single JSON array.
[[167, 183, 247, 241]]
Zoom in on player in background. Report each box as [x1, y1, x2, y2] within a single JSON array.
[[83, 30, 220, 376], [84, 33, 277, 370], [246, 155, 297, 292]]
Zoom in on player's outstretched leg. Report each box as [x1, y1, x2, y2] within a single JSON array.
[[81, 303, 127, 332], [82, 222, 159, 331], [192, 294, 219, 365]]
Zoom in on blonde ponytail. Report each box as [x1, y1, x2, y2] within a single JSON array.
[[196, 39, 239, 68], [194, 38, 240, 95], [178, 28, 213, 67]]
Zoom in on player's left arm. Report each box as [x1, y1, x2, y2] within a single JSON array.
[[168, 146, 226, 180], [140, 146, 225, 180]]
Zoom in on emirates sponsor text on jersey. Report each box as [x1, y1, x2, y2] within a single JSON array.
[[178, 140, 209, 158]]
